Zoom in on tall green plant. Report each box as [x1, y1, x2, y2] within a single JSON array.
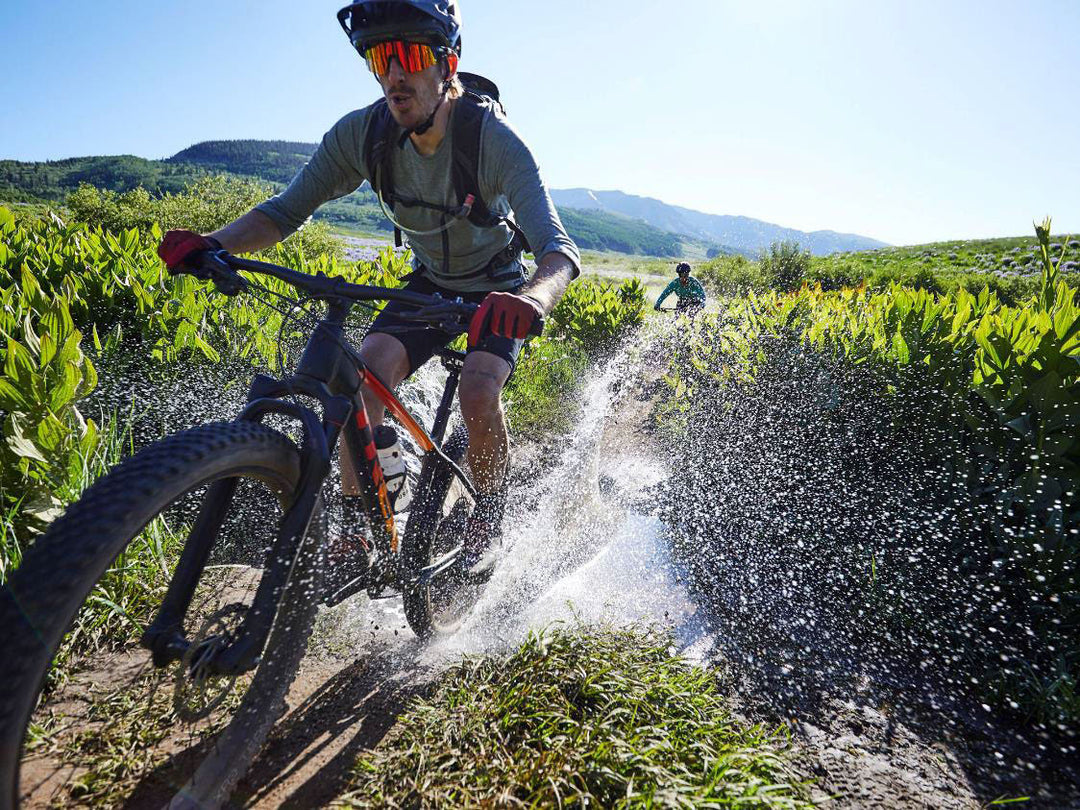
[[760, 239, 811, 292], [0, 204, 407, 544], [548, 276, 645, 354]]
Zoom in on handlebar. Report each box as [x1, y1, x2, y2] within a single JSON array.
[[656, 302, 705, 313], [175, 249, 546, 338], [176, 249, 481, 332]]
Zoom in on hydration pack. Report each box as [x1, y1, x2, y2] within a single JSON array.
[[362, 72, 531, 278]]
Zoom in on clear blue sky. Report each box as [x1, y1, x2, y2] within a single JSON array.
[[2, 0, 1078, 246]]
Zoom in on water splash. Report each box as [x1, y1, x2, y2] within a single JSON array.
[[426, 349, 698, 663]]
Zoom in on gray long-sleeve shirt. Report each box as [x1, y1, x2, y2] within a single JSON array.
[[256, 100, 580, 293]]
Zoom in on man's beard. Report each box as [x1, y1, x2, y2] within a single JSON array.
[[385, 83, 439, 130]]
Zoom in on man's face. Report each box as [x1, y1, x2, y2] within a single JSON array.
[[678, 272, 690, 284], [378, 53, 444, 130]]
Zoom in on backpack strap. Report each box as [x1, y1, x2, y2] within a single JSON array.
[[450, 92, 532, 255], [362, 91, 533, 256], [362, 99, 404, 245]]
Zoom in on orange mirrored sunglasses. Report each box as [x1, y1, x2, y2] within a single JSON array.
[[362, 40, 453, 77]]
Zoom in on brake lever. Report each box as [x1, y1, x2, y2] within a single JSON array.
[[201, 250, 247, 296], [167, 249, 246, 296], [409, 298, 478, 333]]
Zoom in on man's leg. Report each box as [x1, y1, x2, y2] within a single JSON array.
[[458, 350, 513, 571], [458, 350, 513, 494], [339, 332, 411, 497]]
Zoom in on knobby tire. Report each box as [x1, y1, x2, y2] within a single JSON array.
[[0, 421, 323, 810], [401, 426, 474, 637]]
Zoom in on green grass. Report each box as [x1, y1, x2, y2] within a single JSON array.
[[505, 337, 588, 435], [339, 625, 814, 809]]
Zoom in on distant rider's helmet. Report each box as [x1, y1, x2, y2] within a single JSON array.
[[676, 262, 691, 277], [337, 0, 463, 56]]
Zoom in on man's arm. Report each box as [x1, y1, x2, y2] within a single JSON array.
[[520, 251, 576, 315], [207, 209, 283, 255]]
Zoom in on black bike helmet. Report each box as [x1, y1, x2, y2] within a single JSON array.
[[337, 0, 463, 54], [676, 262, 691, 276]]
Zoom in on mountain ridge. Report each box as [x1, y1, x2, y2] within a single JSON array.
[[550, 188, 888, 255], [2, 139, 887, 256]]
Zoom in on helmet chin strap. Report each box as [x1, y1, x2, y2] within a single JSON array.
[[401, 61, 454, 141], [408, 91, 444, 137]]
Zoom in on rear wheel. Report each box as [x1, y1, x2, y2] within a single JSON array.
[[0, 421, 323, 809], [401, 426, 480, 637]]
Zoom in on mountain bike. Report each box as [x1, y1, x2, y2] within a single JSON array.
[[0, 250, 530, 808]]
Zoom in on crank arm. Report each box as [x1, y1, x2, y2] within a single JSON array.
[[408, 545, 463, 589]]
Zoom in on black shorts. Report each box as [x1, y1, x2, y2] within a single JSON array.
[[367, 272, 525, 378]]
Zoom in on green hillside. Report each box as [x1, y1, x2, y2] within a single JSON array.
[[0, 140, 729, 257], [169, 140, 316, 184], [0, 155, 204, 202]]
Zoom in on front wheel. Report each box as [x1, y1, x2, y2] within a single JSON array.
[[0, 421, 323, 809], [401, 426, 479, 637]]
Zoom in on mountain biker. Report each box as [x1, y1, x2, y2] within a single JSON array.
[[654, 262, 706, 312], [157, 0, 580, 576]]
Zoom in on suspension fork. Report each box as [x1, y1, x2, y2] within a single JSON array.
[[141, 379, 348, 674]]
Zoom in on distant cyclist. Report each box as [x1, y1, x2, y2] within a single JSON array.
[[655, 262, 706, 312]]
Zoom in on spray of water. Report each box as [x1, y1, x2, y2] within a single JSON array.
[[430, 351, 698, 661]]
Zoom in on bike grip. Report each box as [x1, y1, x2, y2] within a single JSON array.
[[529, 314, 545, 337]]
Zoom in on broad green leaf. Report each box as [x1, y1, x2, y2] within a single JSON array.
[[5, 417, 47, 464], [4, 339, 34, 379]]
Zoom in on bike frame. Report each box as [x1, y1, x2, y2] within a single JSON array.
[[142, 254, 476, 675]]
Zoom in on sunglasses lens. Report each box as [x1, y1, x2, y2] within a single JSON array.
[[362, 41, 438, 76]]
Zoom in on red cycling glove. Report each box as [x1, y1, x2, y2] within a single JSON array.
[[157, 230, 221, 271], [468, 292, 544, 347]]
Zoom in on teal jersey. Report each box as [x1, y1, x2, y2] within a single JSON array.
[[656, 276, 706, 306]]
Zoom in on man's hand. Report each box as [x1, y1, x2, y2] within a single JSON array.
[[468, 291, 544, 347], [654, 302, 661, 311], [157, 230, 221, 271]]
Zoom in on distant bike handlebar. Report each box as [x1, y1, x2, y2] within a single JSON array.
[[656, 302, 705, 312]]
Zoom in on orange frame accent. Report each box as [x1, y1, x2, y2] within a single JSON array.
[[352, 398, 398, 552], [360, 368, 437, 453]]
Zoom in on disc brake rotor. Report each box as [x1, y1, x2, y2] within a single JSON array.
[[173, 602, 246, 722]]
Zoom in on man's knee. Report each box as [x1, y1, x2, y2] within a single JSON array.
[[459, 354, 510, 425], [359, 332, 410, 385], [459, 372, 503, 424]]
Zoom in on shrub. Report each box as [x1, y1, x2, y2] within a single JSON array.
[[504, 337, 588, 434], [67, 175, 341, 261], [697, 254, 769, 296], [548, 276, 645, 355], [867, 263, 943, 295], [760, 239, 812, 292]]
